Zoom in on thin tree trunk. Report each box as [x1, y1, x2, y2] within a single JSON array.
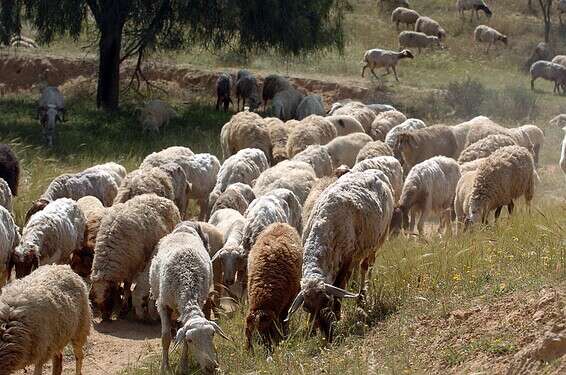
[[97, 25, 122, 111]]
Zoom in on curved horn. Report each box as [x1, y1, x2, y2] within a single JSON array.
[[210, 321, 231, 341], [285, 290, 304, 322], [324, 284, 358, 299]]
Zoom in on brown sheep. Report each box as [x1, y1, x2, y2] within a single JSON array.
[[245, 223, 302, 351], [395, 125, 459, 171]]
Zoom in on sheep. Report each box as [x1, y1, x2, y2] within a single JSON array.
[[262, 74, 292, 108], [25, 168, 119, 222], [398, 31, 441, 53], [449, 116, 499, 155], [0, 206, 19, 287], [265, 117, 290, 164], [84, 162, 127, 187], [292, 144, 334, 178], [0, 178, 12, 212], [456, 0, 493, 21], [236, 70, 261, 111], [301, 176, 337, 226], [551, 55, 566, 68], [385, 118, 427, 155], [180, 153, 221, 221], [550, 114, 566, 128], [221, 111, 272, 163], [391, 7, 420, 30], [454, 170, 478, 233], [458, 134, 517, 164], [216, 73, 233, 112], [295, 95, 325, 121], [514, 125, 545, 166], [393, 125, 459, 171], [356, 140, 394, 163], [138, 99, 176, 134], [150, 222, 230, 374], [466, 146, 536, 226], [11, 198, 86, 279], [329, 102, 377, 133], [474, 25, 508, 52], [396, 156, 461, 235], [0, 144, 19, 196], [530, 60, 566, 94], [366, 103, 398, 114], [286, 170, 394, 341], [351, 156, 404, 204], [271, 88, 305, 121], [526, 42, 554, 70], [380, 0, 410, 9], [0, 265, 91, 375], [326, 115, 365, 136], [559, 0, 566, 24], [368, 110, 407, 141], [286, 115, 337, 158], [560, 126, 566, 175], [253, 160, 317, 204], [415, 16, 447, 40], [460, 157, 487, 173], [325, 132, 374, 168], [90, 194, 181, 320], [210, 182, 255, 216], [131, 258, 159, 322], [246, 223, 302, 351], [140, 146, 194, 172], [38, 86, 65, 147], [362, 48, 414, 82]]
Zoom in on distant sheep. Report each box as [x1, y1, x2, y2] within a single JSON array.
[[296, 95, 325, 120], [457, 0, 493, 21], [474, 25, 507, 52], [286, 115, 337, 158], [0, 144, 20, 196], [368, 110, 407, 141], [391, 7, 420, 30], [0, 178, 12, 212], [271, 89, 305, 121], [38, 86, 65, 147], [356, 140, 394, 163], [362, 49, 415, 82], [221, 111, 272, 163], [458, 134, 517, 164], [262, 74, 292, 108], [138, 99, 176, 134], [398, 31, 441, 53], [329, 102, 377, 133], [530, 60, 566, 94], [415, 16, 447, 40], [253, 160, 317, 204], [551, 55, 566, 68], [326, 115, 365, 136], [514, 125, 545, 166], [325, 132, 373, 168], [236, 69, 261, 111], [0, 206, 19, 287], [215, 73, 233, 112], [292, 144, 334, 177], [265, 117, 290, 164], [394, 125, 458, 171]]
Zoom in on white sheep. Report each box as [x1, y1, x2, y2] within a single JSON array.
[[456, 0, 493, 21], [296, 95, 325, 120], [325, 132, 373, 168], [530, 60, 566, 94], [0, 206, 19, 287], [415, 16, 447, 40], [0, 177, 12, 211], [369, 110, 407, 141], [150, 222, 230, 374], [138, 99, 176, 134], [84, 161, 127, 187], [0, 265, 91, 375], [352, 155, 404, 204], [552, 55, 566, 68], [561, 126, 566, 175], [397, 156, 461, 235], [210, 182, 255, 216], [253, 160, 317, 204], [292, 144, 334, 178], [458, 134, 517, 164], [286, 115, 337, 158], [182, 153, 221, 220], [220, 111, 272, 163], [398, 31, 441, 53], [11, 198, 86, 279], [454, 170, 477, 233], [384, 118, 427, 151], [460, 157, 487, 174], [286, 170, 394, 341], [474, 25, 508, 52], [361, 48, 414, 82], [514, 125, 545, 166], [391, 7, 420, 30], [328, 102, 377, 133], [325, 115, 365, 136], [140, 146, 195, 172], [38, 86, 65, 147]]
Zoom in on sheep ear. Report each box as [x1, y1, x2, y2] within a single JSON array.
[[324, 284, 358, 299], [210, 321, 231, 341], [285, 290, 304, 322]]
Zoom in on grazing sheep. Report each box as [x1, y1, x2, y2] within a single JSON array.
[[292, 144, 334, 178], [515, 125, 545, 166], [362, 49, 414, 82], [287, 170, 394, 341], [458, 134, 517, 164], [253, 160, 317, 204], [474, 25, 508, 52], [526, 42, 554, 70], [368, 110, 407, 141], [391, 7, 420, 30], [150, 222, 230, 375], [326, 115, 365, 136], [209, 149, 269, 213], [221, 111, 272, 163], [0, 178, 12, 212], [398, 31, 441, 53], [138, 99, 176, 134], [265, 117, 290, 164], [182, 153, 221, 221], [210, 183, 255, 216], [454, 171, 477, 232], [90, 194, 181, 320], [301, 176, 337, 225], [286, 115, 337, 158], [415, 16, 447, 40], [140, 146, 194, 172], [397, 156, 461, 235], [325, 132, 373, 168], [0, 206, 19, 287], [356, 140, 394, 163], [131, 258, 159, 322], [352, 156, 404, 204], [460, 157, 487, 173], [271, 89, 305, 121], [216, 73, 233, 112], [385, 118, 427, 155], [38, 86, 65, 147], [246, 223, 302, 350], [73, 196, 109, 278], [551, 55, 566, 68], [467, 146, 536, 226], [236, 70, 261, 111], [296, 95, 325, 120], [11, 198, 86, 278], [84, 162, 127, 187], [560, 126, 566, 174], [0, 144, 20, 196], [457, 0, 492, 21], [394, 125, 459, 170], [329, 102, 377, 133], [0, 265, 91, 375], [530, 60, 566, 94], [453, 116, 501, 152], [262, 74, 292, 108]]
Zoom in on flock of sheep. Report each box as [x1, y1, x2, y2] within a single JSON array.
[[1, 66, 564, 373]]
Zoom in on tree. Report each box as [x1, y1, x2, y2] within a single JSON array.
[[539, 0, 553, 43], [1, 1, 351, 111]]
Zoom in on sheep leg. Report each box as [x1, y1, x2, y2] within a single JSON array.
[[417, 208, 428, 236], [392, 66, 400, 82], [494, 206, 503, 221], [119, 281, 132, 318], [332, 263, 352, 320], [159, 306, 173, 374], [507, 201, 515, 216], [531, 78, 536, 91], [72, 341, 85, 375], [370, 68, 380, 80], [179, 341, 190, 375], [34, 363, 45, 375], [52, 353, 63, 375], [198, 198, 209, 221], [361, 65, 367, 78]]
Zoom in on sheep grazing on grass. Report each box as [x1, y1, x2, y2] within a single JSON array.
[[253, 160, 317, 204], [561, 126, 566, 175], [38, 86, 65, 147], [246, 223, 302, 351], [210, 182, 255, 216], [515, 124, 545, 166], [466, 146, 536, 226], [90, 194, 181, 321], [458, 134, 517, 164], [292, 144, 334, 178], [457, 0, 492, 21], [0, 265, 91, 375], [262, 74, 293, 108], [236, 69, 261, 111], [11, 198, 86, 279], [361, 48, 414, 82], [216, 73, 233, 112], [271, 89, 305, 121], [474, 25, 508, 52], [369, 110, 407, 141], [286, 170, 394, 341], [140, 146, 194, 171], [329, 102, 377, 133], [0, 178, 12, 212], [325, 132, 373, 168], [221, 111, 272, 163], [181, 153, 221, 221], [454, 171, 478, 233], [398, 31, 441, 53], [385, 118, 427, 157], [296, 95, 325, 120], [391, 7, 420, 30], [415, 16, 447, 40], [138, 99, 176, 134], [396, 156, 461, 235], [0, 206, 19, 287], [84, 162, 127, 187], [0, 144, 20, 196], [265, 117, 290, 164], [150, 222, 230, 375], [301, 176, 337, 225], [530, 60, 566, 94], [351, 156, 404, 204], [286, 115, 337, 158], [326, 115, 365, 137], [356, 140, 394, 163]]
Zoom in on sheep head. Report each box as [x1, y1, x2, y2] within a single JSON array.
[[395, 132, 417, 165], [70, 247, 95, 278], [39, 105, 61, 147], [334, 164, 351, 177], [245, 309, 281, 351], [399, 49, 414, 59], [389, 207, 404, 236], [89, 278, 121, 321], [210, 246, 246, 286], [9, 244, 40, 279], [476, 4, 492, 18], [24, 198, 51, 223]]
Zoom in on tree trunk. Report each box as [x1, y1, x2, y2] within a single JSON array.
[[97, 24, 122, 111], [544, 20, 551, 42]]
